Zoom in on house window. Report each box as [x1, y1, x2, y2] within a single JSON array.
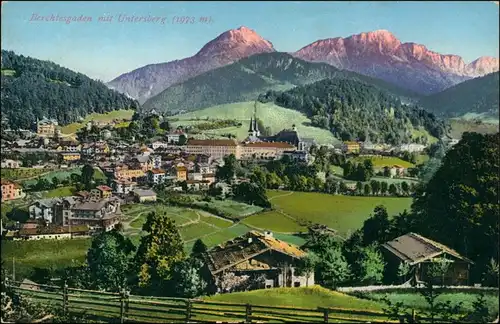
[[294, 282, 301, 287], [265, 285, 272, 289]]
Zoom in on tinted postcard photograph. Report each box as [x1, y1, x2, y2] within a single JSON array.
[[0, 1, 498, 323]]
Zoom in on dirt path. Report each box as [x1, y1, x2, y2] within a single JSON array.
[[122, 211, 148, 231], [268, 191, 294, 201]]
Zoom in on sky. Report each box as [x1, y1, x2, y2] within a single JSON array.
[[2, 1, 499, 82]]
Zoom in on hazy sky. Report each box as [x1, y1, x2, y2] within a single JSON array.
[[2, 1, 499, 82]]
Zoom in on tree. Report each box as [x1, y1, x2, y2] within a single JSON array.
[[266, 172, 282, 189], [362, 206, 392, 246], [232, 182, 270, 208], [81, 164, 94, 191], [370, 180, 380, 196], [159, 120, 171, 131], [401, 181, 410, 196], [86, 230, 136, 292], [316, 245, 351, 289], [363, 183, 371, 196], [411, 133, 499, 282], [363, 159, 375, 178], [51, 176, 60, 188], [191, 239, 208, 259], [134, 212, 186, 295], [357, 245, 386, 285], [380, 181, 388, 195], [216, 154, 237, 182], [295, 253, 319, 287], [356, 181, 363, 195], [388, 183, 398, 196], [427, 256, 451, 286], [171, 258, 207, 298], [178, 134, 187, 146], [482, 258, 499, 287], [397, 262, 411, 283]]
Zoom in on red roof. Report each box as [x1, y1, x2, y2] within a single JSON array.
[[96, 185, 112, 192], [244, 142, 295, 149], [187, 139, 237, 147]]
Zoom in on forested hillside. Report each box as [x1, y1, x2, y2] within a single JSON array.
[[418, 72, 499, 118], [258, 78, 448, 145], [141, 52, 419, 114], [1, 50, 139, 129]]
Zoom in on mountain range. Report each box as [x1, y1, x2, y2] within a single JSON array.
[[108, 27, 499, 103], [141, 52, 419, 114], [418, 72, 499, 118], [107, 27, 275, 104]]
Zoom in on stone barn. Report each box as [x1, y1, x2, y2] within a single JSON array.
[[204, 231, 314, 293]]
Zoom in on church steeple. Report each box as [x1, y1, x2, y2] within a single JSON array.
[[248, 101, 261, 137]]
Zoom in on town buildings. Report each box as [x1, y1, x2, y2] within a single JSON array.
[[147, 168, 166, 185], [185, 139, 240, 160], [1, 159, 21, 168], [131, 189, 157, 203], [36, 118, 58, 137], [342, 141, 361, 154], [28, 195, 122, 232], [111, 179, 137, 195], [5, 225, 90, 241], [1, 179, 24, 202]]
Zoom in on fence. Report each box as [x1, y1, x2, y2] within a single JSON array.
[[3, 280, 481, 323], [3, 280, 398, 323]]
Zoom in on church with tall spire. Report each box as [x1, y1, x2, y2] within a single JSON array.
[[247, 101, 261, 140], [244, 101, 315, 152]]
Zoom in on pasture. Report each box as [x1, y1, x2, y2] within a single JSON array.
[[171, 101, 340, 145], [60, 109, 135, 134], [205, 286, 384, 311], [267, 190, 412, 236], [41, 186, 75, 198], [191, 198, 264, 220], [242, 210, 308, 233], [1, 238, 92, 280], [359, 290, 499, 317]]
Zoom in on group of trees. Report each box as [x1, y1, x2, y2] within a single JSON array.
[[300, 222, 387, 289], [1, 50, 139, 130], [258, 78, 448, 145], [351, 180, 415, 197], [343, 159, 374, 181]]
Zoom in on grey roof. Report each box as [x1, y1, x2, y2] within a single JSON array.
[[36, 198, 61, 208], [61, 196, 81, 206], [73, 200, 107, 211], [382, 232, 473, 265], [132, 189, 156, 197], [134, 155, 150, 163]]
